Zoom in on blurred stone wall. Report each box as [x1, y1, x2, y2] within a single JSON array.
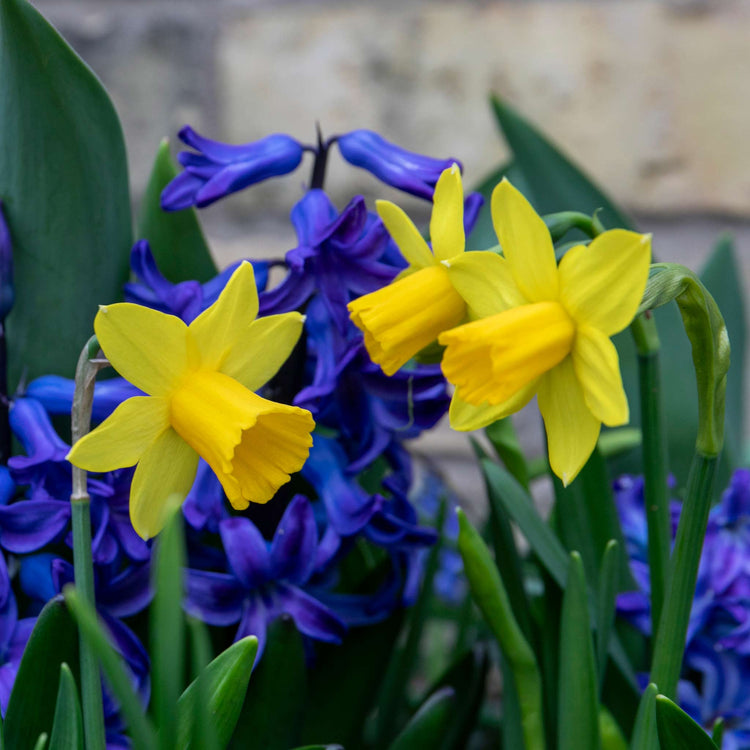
[[31, 0, 750, 500]]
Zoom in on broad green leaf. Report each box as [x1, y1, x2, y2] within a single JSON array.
[[137, 139, 217, 283], [151, 507, 186, 750], [596, 541, 620, 693], [387, 687, 455, 750], [4, 596, 79, 748], [48, 663, 83, 750], [629, 684, 659, 750], [557, 553, 599, 750], [229, 618, 306, 750], [64, 587, 157, 750], [655, 694, 718, 749], [176, 635, 258, 750], [0, 0, 132, 387]]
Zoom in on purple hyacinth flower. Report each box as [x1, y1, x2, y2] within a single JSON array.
[[0, 469, 15, 507], [124, 240, 271, 324], [0, 202, 13, 322], [336, 130, 460, 200], [161, 127, 305, 210], [185, 495, 346, 657]]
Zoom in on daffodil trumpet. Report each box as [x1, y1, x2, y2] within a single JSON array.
[[440, 179, 651, 485], [67, 262, 315, 540]]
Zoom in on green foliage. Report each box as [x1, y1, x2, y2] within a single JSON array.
[[655, 694, 718, 749], [0, 0, 132, 387], [48, 664, 84, 750], [387, 687, 455, 750]]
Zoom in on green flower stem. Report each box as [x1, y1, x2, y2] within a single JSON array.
[[630, 313, 670, 640], [71, 336, 109, 750], [649, 453, 718, 698]]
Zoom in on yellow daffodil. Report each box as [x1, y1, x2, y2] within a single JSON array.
[[67, 262, 315, 539], [348, 164, 469, 375], [439, 179, 651, 485]]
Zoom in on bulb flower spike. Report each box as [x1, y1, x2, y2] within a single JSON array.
[[439, 179, 651, 485], [67, 262, 315, 539]]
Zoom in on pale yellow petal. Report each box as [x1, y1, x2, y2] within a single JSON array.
[[95, 304, 191, 397], [376, 200, 435, 270], [572, 326, 629, 427], [189, 262, 260, 371], [444, 251, 527, 319], [430, 164, 464, 262], [129, 428, 199, 540], [448, 379, 538, 432], [491, 179, 558, 301], [537, 359, 601, 486], [67, 396, 170, 472], [220, 312, 304, 392], [559, 230, 651, 336]]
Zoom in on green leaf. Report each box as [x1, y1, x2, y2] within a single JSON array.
[[0, 0, 132, 387], [557, 553, 599, 750], [387, 687, 455, 750], [484, 418, 530, 490], [151, 508, 187, 749], [599, 707, 628, 750], [655, 694, 718, 749], [136, 139, 217, 283], [176, 635, 258, 750], [185, 618, 219, 750], [596, 541, 620, 693], [4, 596, 79, 748], [32, 734, 48, 750], [629, 684, 659, 750], [48, 663, 84, 750], [64, 587, 158, 750], [500, 652, 524, 750], [229, 617, 306, 750]]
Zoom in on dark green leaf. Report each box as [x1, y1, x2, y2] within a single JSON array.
[[176, 635, 258, 750], [230, 617, 306, 750], [136, 139, 216, 283], [655, 694, 717, 749], [387, 687, 455, 750], [4, 596, 79, 748], [500, 652, 524, 750], [0, 0, 132, 387], [48, 663, 83, 750], [629, 684, 659, 750], [557, 553, 599, 750], [596, 541, 620, 693]]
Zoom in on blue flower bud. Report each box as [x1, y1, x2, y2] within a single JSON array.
[[337, 129, 461, 200], [161, 127, 305, 210], [0, 202, 14, 322]]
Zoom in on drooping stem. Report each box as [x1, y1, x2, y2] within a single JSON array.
[[630, 313, 670, 640], [71, 336, 109, 750]]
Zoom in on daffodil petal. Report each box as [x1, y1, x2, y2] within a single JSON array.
[[430, 164, 464, 262], [448, 379, 538, 432], [67, 396, 170, 472], [95, 304, 191, 397], [220, 312, 304, 392], [376, 199, 434, 270], [444, 251, 527, 319], [490, 179, 558, 301], [537, 359, 601, 486], [129, 428, 199, 540], [559, 230, 651, 336], [572, 327, 629, 427], [190, 262, 260, 371]]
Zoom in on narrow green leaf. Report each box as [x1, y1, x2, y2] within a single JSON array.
[[0, 0, 132, 387], [48, 663, 83, 750], [596, 541, 620, 693], [136, 139, 217, 283], [655, 694, 717, 749], [4, 596, 79, 748], [484, 418, 530, 490], [387, 687, 455, 750], [289, 746, 343, 750], [32, 734, 48, 750], [176, 635, 258, 750], [229, 618, 306, 750], [500, 652, 524, 750], [629, 684, 659, 750], [185, 618, 218, 750], [64, 587, 157, 750], [599, 707, 628, 750], [557, 552, 599, 750], [151, 507, 186, 750], [712, 718, 724, 749]]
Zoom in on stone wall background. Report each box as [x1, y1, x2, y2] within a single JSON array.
[[30, 0, 750, 500]]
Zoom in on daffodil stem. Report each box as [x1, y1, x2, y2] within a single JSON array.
[[649, 452, 717, 698], [631, 313, 670, 641], [71, 336, 109, 750]]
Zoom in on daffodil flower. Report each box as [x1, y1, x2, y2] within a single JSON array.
[[67, 262, 315, 540], [439, 179, 651, 485], [347, 164, 470, 375]]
